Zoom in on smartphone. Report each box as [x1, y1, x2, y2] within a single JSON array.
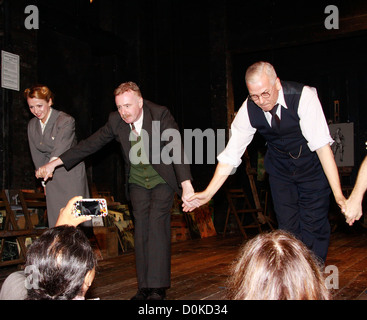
[[73, 199, 108, 217]]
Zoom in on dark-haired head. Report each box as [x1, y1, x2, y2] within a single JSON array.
[[25, 225, 96, 300]]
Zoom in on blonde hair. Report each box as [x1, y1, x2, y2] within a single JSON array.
[[24, 85, 54, 103], [226, 230, 330, 300], [114, 81, 142, 97], [245, 61, 277, 85]]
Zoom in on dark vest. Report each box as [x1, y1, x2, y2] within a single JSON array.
[[247, 81, 321, 177]]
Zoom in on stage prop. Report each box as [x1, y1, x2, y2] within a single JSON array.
[[329, 122, 354, 167], [223, 151, 275, 239], [0, 189, 45, 266]]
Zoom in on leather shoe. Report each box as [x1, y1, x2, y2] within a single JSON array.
[[130, 288, 151, 300], [147, 288, 166, 300]]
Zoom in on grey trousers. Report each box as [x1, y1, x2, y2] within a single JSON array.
[[129, 183, 174, 288]]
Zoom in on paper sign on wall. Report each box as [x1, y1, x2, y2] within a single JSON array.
[[1, 50, 20, 91]]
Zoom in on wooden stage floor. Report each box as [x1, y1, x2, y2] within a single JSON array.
[[1, 226, 367, 300]]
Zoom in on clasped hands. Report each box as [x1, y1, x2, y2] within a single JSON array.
[[35, 165, 206, 212], [36, 165, 362, 225], [35, 161, 57, 181], [35, 167, 50, 180], [343, 195, 363, 226], [181, 192, 209, 212], [179, 180, 209, 212], [183, 187, 363, 226]]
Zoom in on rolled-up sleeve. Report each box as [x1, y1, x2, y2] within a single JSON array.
[[298, 86, 334, 152], [217, 100, 257, 167]]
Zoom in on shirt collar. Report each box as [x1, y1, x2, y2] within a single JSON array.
[[277, 87, 288, 110], [40, 107, 53, 133], [259, 86, 288, 116], [130, 109, 144, 133]]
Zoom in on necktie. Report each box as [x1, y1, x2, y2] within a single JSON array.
[[131, 122, 139, 136], [269, 104, 280, 132]]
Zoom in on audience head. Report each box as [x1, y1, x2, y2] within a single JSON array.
[[226, 230, 330, 300], [25, 225, 96, 300]]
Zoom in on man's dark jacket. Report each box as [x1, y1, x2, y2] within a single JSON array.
[[60, 100, 192, 199]]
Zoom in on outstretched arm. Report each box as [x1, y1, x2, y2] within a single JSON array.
[[182, 162, 234, 212], [35, 157, 64, 181], [316, 144, 346, 213], [345, 156, 367, 225]]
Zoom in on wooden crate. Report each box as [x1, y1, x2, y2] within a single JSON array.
[[171, 214, 190, 242], [93, 226, 118, 259], [16, 211, 39, 229]]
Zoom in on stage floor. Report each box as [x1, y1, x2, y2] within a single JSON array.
[[1, 227, 367, 300], [90, 228, 367, 300]]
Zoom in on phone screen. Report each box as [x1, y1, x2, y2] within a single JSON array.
[[78, 200, 101, 216]]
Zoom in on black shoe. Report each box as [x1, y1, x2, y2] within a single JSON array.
[[147, 288, 166, 300], [130, 288, 151, 300]]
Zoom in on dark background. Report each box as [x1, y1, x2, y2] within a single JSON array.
[[1, 0, 367, 230]]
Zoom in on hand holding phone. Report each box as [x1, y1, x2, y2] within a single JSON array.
[[55, 196, 91, 227]]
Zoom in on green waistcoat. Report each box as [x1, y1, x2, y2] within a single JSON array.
[[129, 135, 165, 189]]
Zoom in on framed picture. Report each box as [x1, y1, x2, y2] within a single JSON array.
[[328, 123, 354, 167]]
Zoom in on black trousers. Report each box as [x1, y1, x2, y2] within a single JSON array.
[[129, 183, 174, 288], [269, 164, 331, 263]]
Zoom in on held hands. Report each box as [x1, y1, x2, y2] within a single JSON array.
[[343, 195, 363, 226], [181, 163, 232, 212], [335, 193, 364, 227], [335, 195, 347, 216], [180, 180, 212, 212], [35, 163, 54, 180], [35, 158, 61, 181], [182, 191, 212, 212], [55, 196, 92, 227], [337, 193, 363, 226], [180, 180, 201, 212]]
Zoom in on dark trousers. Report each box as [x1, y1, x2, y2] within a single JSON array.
[[129, 183, 174, 288], [269, 166, 331, 263]]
